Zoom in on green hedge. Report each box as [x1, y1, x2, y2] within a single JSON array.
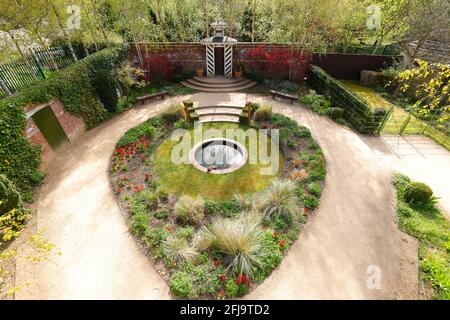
[[307, 65, 387, 134], [0, 45, 128, 198]]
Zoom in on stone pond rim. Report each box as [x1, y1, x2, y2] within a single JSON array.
[[189, 138, 248, 175]]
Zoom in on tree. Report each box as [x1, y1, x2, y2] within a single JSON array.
[[197, 0, 218, 38], [240, 0, 272, 42], [0, 0, 41, 78], [46, 0, 79, 61], [220, 0, 244, 38], [402, 0, 450, 67], [396, 60, 450, 127]]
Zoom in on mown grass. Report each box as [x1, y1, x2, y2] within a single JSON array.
[[340, 80, 425, 134], [393, 173, 450, 300], [152, 122, 284, 200]]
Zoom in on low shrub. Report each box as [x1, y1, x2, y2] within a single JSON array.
[[224, 279, 240, 298], [404, 182, 433, 204], [204, 199, 242, 218], [0, 174, 21, 215], [393, 173, 411, 192], [307, 182, 322, 197], [191, 264, 222, 296], [393, 173, 450, 300], [254, 105, 272, 121], [162, 235, 198, 264], [303, 195, 320, 209], [175, 226, 195, 239], [162, 103, 184, 123], [260, 179, 298, 226], [130, 211, 150, 236], [299, 90, 332, 116], [144, 226, 169, 248], [202, 212, 262, 276], [253, 231, 282, 282], [169, 271, 195, 298], [154, 209, 170, 219], [175, 196, 205, 225], [329, 107, 344, 120], [132, 190, 159, 209], [117, 122, 156, 147]]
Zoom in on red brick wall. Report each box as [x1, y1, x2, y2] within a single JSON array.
[[129, 43, 206, 74], [49, 98, 85, 142], [24, 98, 86, 168], [25, 118, 54, 168], [129, 42, 398, 81]]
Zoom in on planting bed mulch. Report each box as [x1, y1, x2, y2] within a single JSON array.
[[109, 111, 326, 300]]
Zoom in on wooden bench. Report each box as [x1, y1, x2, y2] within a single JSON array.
[[136, 91, 168, 105], [270, 90, 298, 104]]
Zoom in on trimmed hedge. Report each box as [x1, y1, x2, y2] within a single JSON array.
[[404, 182, 433, 204], [0, 45, 128, 198], [307, 65, 387, 134]]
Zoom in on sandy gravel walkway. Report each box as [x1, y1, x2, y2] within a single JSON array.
[[14, 92, 450, 300]]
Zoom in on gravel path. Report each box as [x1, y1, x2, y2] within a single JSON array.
[[14, 93, 450, 299]]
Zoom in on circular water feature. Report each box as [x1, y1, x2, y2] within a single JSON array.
[[189, 138, 248, 174]]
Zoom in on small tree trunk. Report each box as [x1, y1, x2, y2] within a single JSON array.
[[52, 4, 78, 61], [7, 31, 38, 80]]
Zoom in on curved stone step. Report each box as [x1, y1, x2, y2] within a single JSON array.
[[196, 107, 243, 116], [181, 80, 257, 93], [186, 78, 253, 88], [193, 76, 246, 84], [195, 105, 243, 111], [199, 114, 240, 123]]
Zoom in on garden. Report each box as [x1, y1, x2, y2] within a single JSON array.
[[109, 103, 326, 299], [0, 0, 449, 303]]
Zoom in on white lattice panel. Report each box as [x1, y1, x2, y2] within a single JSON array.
[[224, 45, 233, 77], [206, 45, 215, 77]]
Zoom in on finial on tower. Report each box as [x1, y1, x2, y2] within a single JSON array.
[[211, 21, 228, 37]]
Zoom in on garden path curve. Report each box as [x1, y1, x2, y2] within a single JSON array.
[[15, 92, 450, 299]]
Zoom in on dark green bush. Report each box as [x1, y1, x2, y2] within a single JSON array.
[[92, 68, 118, 112], [404, 182, 433, 204], [0, 174, 22, 215], [330, 107, 344, 120]]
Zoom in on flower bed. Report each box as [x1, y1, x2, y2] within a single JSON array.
[[109, 110, 326, 299]]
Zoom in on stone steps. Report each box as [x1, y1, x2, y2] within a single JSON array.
[[189, 77, 253, 87], [181, 76, 257, 93], [198, 114, 240, 123], [196, 107, 243, 116]]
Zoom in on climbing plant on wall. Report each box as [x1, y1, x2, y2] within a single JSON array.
[[0, 45, 128, 199]]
